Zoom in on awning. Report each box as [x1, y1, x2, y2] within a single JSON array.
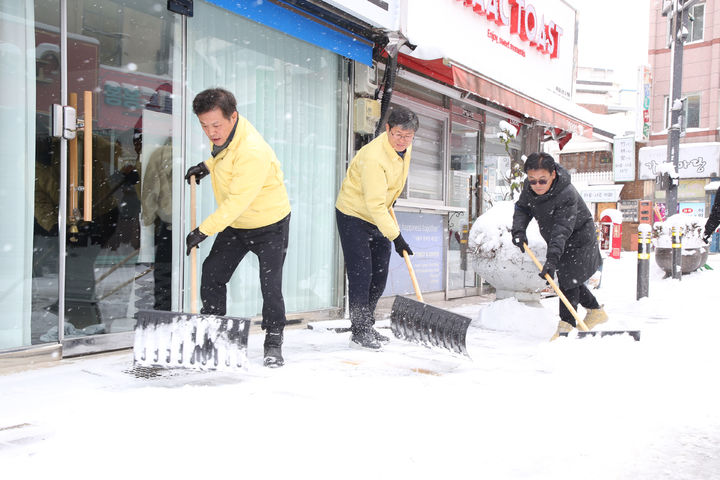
[[398, 54, 593, 138], [451, 63, 593, 138], [208, 0, 374, 65]]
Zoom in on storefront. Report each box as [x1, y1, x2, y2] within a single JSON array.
[[0, 0, 374, 359], [639, 142, 720, 218], [380, 0, 593, 300]]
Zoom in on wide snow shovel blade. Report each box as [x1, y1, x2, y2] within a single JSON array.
[[524, 243, 640, 342], [390, 296, 472, 356], [133, 176, 251, 370], [134, 310, 250, 370], [388, 208, 472, 356]]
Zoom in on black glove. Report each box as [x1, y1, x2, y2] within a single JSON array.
[[185, 162, 209, 184], [393, 233, 413, 257], [539, 263, 556, 282], [512, 232, 528, 253], [703, 229, 713, 244], [186, 227, 208, 255]]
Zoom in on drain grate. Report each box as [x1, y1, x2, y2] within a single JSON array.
[[124, 365, 165, 378]]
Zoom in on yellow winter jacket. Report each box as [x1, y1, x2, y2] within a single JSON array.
[[335, 132, 411, 240], [199, 115, 291, 235]]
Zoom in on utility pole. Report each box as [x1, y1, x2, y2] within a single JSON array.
[[662, 0, 697, 279], [662, 0, 697, 216]]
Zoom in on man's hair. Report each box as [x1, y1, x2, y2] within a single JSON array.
[[523, 152, 556, 173], [192, 88, 237, 119], [387, 105, 420, 132]]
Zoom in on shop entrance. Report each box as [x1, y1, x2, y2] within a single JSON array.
[[447, 118, 481, 298], [29, 0, 176, 351]]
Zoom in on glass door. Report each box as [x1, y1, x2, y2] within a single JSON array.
[[448, 119, 480, 297], [31, 0, 177, 350]]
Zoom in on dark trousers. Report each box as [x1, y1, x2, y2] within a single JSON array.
[[201, 214, 290, 332], [559, 283, 600, 327], [336, 209, 391, 332]]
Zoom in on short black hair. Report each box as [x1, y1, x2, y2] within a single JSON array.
[[387, 105, 419, 132], [192, 88, 237, 119], [523, 152, 556, 173]]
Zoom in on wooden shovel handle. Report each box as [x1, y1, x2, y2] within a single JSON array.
[[190, 176, 198, 314], [389, 207, 424, 303], [523, 243, 589, 332]]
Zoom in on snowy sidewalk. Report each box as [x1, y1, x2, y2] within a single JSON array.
[[2, 253, 720, 479]]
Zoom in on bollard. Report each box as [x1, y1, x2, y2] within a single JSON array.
[[671, 225, 682, 280], [637, 225, 651, 299]]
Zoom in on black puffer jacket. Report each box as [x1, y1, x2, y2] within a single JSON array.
[[512, 164, 602, 289], [704, 185, 720, 237]]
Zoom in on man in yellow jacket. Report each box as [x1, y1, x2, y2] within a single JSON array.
[[185, 88, 291, 367], [335, 106, 419, 349]]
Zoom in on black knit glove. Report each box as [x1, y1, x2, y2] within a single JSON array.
[[186, 227, 208, 255], [539, 263, 556, 282], [185, 162, 209, 184], [703, 227, 714, 244], [393, 233, 413, 258], [511, 232, 528, 253]]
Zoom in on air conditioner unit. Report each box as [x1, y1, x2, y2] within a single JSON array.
[[354, 63, 377, 97]]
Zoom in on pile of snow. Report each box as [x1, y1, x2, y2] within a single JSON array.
[[466, 298, 556, 344], [468, 201, 544, 260]]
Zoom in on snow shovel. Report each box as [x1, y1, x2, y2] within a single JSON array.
[[133, 176, 251, 370], [524, 243, 640, 341], [388, 208, 472, 356]]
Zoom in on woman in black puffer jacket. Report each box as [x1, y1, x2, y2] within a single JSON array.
[[511, 152, 608, 340]]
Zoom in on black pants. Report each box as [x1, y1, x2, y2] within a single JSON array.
[[559, 283, 600, 327], [201, 214, 290, 332], [336, 209, 391, 333]]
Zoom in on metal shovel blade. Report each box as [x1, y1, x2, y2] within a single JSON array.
[[133, 310, 251, 371], [390, 296, 472, 356]]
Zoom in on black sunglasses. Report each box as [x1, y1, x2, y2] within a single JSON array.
[[529, 178, 549, 185]]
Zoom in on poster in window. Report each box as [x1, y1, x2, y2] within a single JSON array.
[[383, 212, 444, 296]]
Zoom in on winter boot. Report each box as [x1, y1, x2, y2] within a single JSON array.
[[583, 306, 608, 330], [549, 320, 574, 341], [350, 319, 381, 350], [372, 327, 390, 343], [263, 330, 284, 368]]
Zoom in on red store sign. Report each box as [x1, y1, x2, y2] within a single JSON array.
[[456, 0, 563, 58]]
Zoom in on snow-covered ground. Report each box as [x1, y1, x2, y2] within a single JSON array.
[[2, 252, 720, 479]]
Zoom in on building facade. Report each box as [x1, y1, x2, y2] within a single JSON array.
[[1, 0, 601, 364], [645, 0, 720, 219]]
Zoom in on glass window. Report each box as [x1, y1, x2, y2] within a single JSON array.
[[685, 93, 701, 128], [666, 3, 705, 46], [689, 3, 704, 43], [0, 2, 38, 349], [188, 1, 347, 315], [663, 93, 700, 129], [482, 113, 522, 212]]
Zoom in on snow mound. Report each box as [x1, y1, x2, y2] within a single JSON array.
[[468, 297, 556, 339], [468, 201, 543, 261]]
